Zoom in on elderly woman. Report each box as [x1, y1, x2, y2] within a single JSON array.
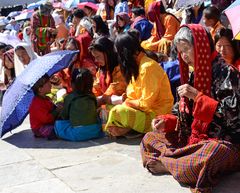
[[104, 31, 173, 137], [214, 28, 240, 71], [140, 24, 240, 193]]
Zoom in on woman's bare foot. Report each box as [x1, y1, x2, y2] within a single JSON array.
[[108, 126, 131, 137], [146, 160, 169, 174]]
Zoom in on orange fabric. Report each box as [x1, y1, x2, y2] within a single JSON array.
[[93, 65, 127, 97], [141, 26, 160, 51], [18, 32, 23, 40], [141, 14, 180, 53], [56, 23, 69, 40], [57, 68, 72, 93], [210, 21, 224, 41], [161, 14, 180, 41]]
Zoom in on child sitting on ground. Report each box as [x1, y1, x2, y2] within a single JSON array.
[[54, 68, 103, 141], [29, 74, 62, 139]]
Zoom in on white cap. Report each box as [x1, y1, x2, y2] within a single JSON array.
[[79, 17, 92, 33]]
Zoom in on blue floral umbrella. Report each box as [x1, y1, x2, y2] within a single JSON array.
[[0, 50, 78, 137]]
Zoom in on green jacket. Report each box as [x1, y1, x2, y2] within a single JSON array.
[[61, 91, 98, 127]]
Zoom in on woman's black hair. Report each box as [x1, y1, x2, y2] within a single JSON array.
[[203, 5, 221, 22], [186, 3, 205, 24], [132, 7, 145, 17], [65, 37, 80, 50], [114, 31, 144, 84], [159, 1, 167, 14], [115, 30, 160, 83], [105, 0, 116, 20], [0, 44, 13, 52], [91, 15, 109, 36], [214, 28, 240, 62], [71, 68, 93, 94], [89, 36, 118, 74], [73, 9, 85, 19], [32, 74, 50, 96], [0, 42, 7, 50], [5, 45, 13, 51], [15, 46, 26, 52]]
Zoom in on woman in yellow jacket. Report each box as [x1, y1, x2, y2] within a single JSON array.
[[104, 31, 173, 137]]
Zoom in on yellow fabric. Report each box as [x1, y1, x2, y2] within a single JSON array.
[[126, 52, 173, 115], [141, 25, 159, 51], [104, 52, 173, 134], [235, 33, 240, 40], [161, 14, 180, 41], [93, 65, 127, 96], [157, 38, 172, 55], [144, 0, 155, 13], [104, 104, 155, 133]]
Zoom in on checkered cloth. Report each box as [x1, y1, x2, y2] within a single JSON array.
[[141, 131, 240, 192]]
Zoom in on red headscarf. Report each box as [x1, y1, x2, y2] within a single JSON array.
[[178, 24, 218, 144], [179, 24, 212, 97], [147, 0, 165, 39], [76, 31, 93, 64]]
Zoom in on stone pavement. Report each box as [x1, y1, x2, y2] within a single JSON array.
[[1, 117, 240, 193]]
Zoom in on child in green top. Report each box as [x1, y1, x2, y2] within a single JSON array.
[[54, 68, 103, 141]]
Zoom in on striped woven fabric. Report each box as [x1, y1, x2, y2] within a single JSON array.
[[104, 104, 155, 134], [141, 131, 240, 192]]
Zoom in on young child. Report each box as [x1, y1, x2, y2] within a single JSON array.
[[29, 74, 61, 139], [54, 68, 103, 141]]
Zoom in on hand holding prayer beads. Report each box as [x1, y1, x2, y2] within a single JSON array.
[[177, 84, 199, 100]]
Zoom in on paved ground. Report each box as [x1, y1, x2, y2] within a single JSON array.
[[1, 117, 240, 193]]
